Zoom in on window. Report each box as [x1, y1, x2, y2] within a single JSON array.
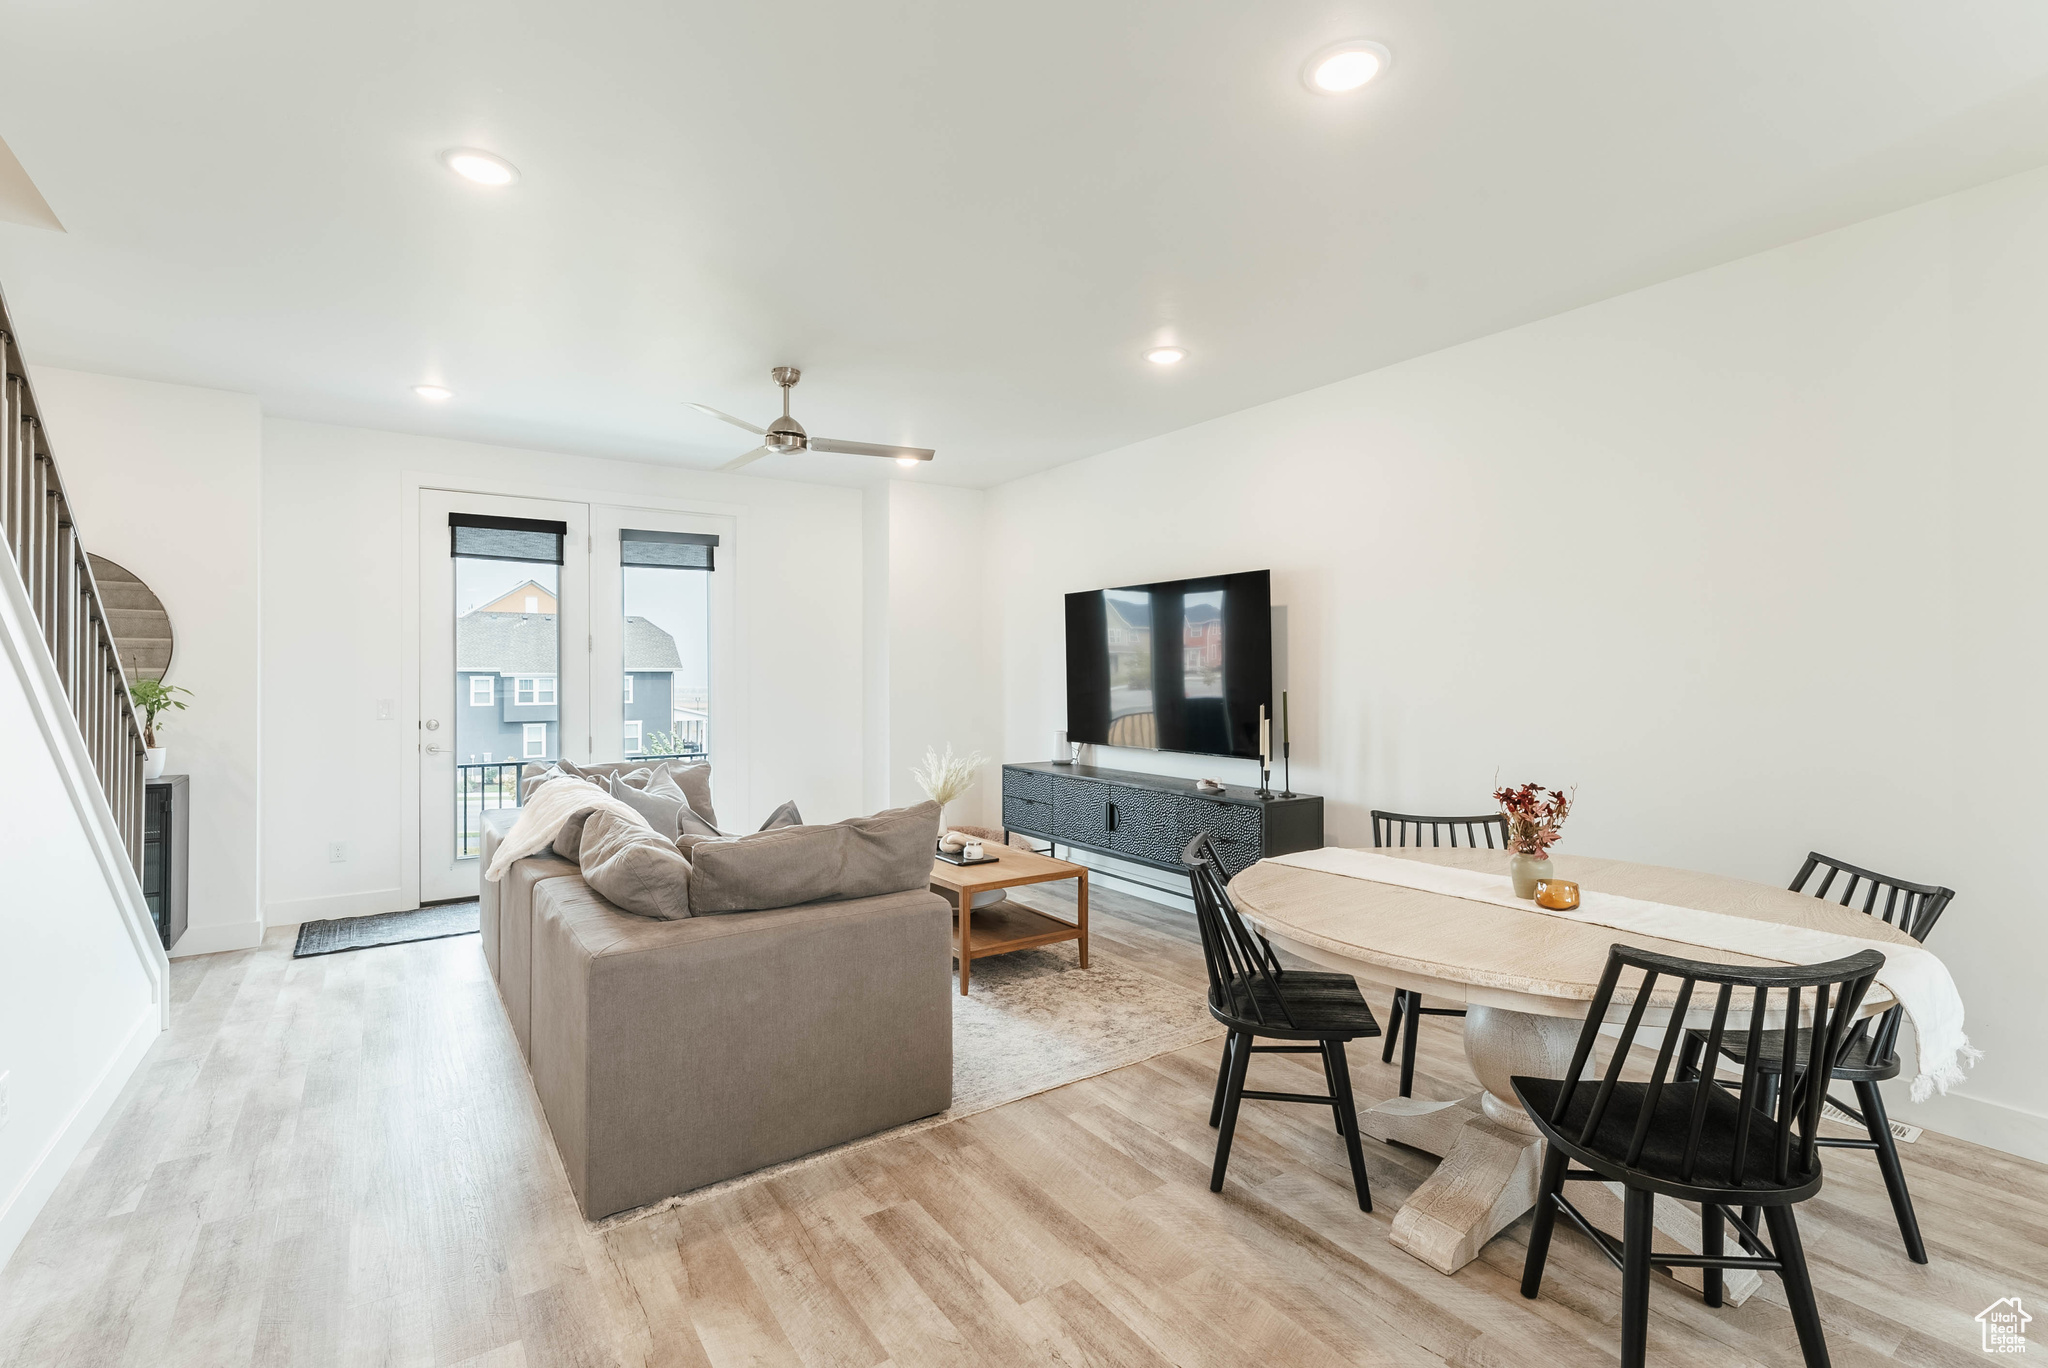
[[522, 723, 547, 758], [623, 719, 643, 753], [469, 675, 494, 706], [524, 595, 540, 612], [622, 528, 717, 762], [515, 676, 557, 706]]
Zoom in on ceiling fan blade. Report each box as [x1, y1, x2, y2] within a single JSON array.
[[688, 402, 765, 435], [811, 437, 936, 462], [719, 446, 772, 472]]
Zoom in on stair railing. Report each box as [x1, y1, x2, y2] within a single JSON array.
[[0, 296, 149, 873]]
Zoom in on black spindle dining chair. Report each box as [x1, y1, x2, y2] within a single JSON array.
[[1516, 943, 1884, 1368], [1678, 852, 1953, 1264], [1370, 810, 1507, 1097], [1182, 833, 1379, 1211]]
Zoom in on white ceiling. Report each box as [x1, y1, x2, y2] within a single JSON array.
[[4, 2, 2048, 490]]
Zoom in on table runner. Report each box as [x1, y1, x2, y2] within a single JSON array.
[[1266, 848, 1978, 1100]]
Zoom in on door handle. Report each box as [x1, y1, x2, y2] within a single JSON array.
[[423, 743, 446, 754], [1105, 801, 1117, 832]]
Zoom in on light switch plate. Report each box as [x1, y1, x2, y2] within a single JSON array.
[[329, 842, 348, 863], [0, 1072, 10, 1132], [376, 699, 395, 721]]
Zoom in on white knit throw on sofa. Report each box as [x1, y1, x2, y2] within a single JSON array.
[[483, 777, 650, 882]]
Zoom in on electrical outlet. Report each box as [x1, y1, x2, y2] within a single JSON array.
[[0, 1072, 10, 1132], [329, 842, 348, 863], [376, 699, 395, 721]]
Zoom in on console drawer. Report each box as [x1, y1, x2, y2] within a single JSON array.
[[1002, 794, 1053, 837], [1002, 767, 1054, 803]]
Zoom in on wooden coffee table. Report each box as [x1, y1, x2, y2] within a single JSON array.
[[929, 845, 1089, 994]]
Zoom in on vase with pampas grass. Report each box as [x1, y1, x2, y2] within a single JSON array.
[[911, 745, 988, 826]]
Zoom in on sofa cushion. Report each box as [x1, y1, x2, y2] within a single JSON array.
[[758, 799, 803, 831], [684, 800, 940, 915], [577, 809, 692, 920], [617, 760, 717, 828], [553, 808, 612, 861], [606, 773, 688, 839]]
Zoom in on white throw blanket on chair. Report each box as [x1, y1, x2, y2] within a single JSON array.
[[1267, 847, 1979, 1100], [483, 778, 651, 882]]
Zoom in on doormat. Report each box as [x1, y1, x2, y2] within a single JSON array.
[[292, 901, 481, 958]]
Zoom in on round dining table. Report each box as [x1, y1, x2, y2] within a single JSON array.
[[1229, 846, 1919, 1302]]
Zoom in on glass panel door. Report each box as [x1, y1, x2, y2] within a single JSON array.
[[419, 491, 588, 902]]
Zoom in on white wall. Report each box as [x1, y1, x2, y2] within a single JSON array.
[[260, 419, 866, 924], [867, 482, 1001, 826], [0, 546, 161, 1273], [32, 369, 265, 956], [988, 165, 2048, 1158]]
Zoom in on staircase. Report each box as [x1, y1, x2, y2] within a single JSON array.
[[0, 284, 168, 1273], [1, 291, 150, 870]]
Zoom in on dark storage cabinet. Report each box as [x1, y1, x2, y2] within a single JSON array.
[[1001, 761, 1322, 880], [143, 774, 189, 951]]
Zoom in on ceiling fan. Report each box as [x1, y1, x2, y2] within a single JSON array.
[[689, 367, 935, 472]]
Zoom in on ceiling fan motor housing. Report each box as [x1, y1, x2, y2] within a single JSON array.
[[765, 414, 807, 452]]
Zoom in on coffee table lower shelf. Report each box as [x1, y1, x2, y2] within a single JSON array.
[[955, 903, 1086, 966]]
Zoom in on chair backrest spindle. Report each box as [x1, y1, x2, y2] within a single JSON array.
[[1555, 944, 1882, 1191], [1370, 809, 1508, 851], [1182, 832, 1296, 1030]]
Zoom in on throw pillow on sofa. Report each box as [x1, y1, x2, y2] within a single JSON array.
[[685, 800, 939, 915], [607, 772, 689, 839], [616, 760, 718, 829], [577, 809, 692, 920], [521, 757, 595, 801], [673, 799, 801, 857]]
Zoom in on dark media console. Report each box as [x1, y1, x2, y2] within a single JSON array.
[[1001, 761, 1323, 882]]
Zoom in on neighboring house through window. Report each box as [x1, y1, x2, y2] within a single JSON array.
[[515, 676, 556, 705], [469, 674, 493, 706], [623, 719, 642, 753], [522, 723, 548, 758]]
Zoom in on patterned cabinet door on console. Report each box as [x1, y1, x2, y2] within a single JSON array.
[[1108, 785, 1180, 866], [1175, 795, 1264, 876], [1052, 778, 1113, 847]]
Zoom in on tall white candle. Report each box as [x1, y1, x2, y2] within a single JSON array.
[[1259, 707, 1270, 764]]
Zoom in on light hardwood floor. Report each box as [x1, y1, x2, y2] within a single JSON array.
[[2, 885, 2042, 1367]]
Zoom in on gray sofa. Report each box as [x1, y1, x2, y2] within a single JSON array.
[[480, 782, 953, 1220]]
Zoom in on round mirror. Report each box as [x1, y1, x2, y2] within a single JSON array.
[[87, 555, 174, 683]]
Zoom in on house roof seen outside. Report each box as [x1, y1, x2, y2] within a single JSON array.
[[456, 611, 683, 673]]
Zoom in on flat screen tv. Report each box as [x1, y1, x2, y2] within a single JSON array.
[[1065, 569, 1272, 760]]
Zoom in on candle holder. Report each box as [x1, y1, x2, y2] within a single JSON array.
[[1281, 740, 1294, 798], [1256, 763, 1274, 800]]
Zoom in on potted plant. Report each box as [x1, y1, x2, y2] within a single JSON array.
[[1494, 781, 1573, 898], [129, 679, 192, 780]]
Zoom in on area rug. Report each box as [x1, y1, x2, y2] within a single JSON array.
[[292, 900, 481, 958], [591, 931, 1223, 1231]]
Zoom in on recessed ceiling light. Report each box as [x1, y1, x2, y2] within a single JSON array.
[[414, 384, 452, 401], [896, 456, 920, 467], [1145, 347, 1188, 366], [1303, 40, 1390, 94], [440, 148, 519, 186]]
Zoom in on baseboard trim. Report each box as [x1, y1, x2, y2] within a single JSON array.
[[1893, 1086, 2048, 1165], [167, 917, 267, 958], [0, 1006, 157, 1274], [1052, 847, 1195, 914], [261, 887, 409, 930]]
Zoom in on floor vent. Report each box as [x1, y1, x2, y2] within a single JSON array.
[[1821, 1099, 1921, 1143]]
